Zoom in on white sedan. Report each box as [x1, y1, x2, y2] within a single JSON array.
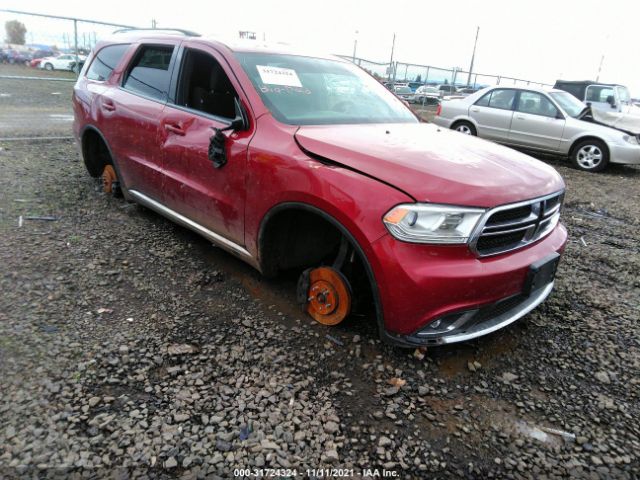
[[39, 54, 86, 72]]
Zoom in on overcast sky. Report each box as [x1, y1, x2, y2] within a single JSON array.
[[3, 0, 639, 94]]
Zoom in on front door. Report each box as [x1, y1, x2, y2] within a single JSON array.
[[468, 88, 516, 141], [508, 90, 565, 152], [159, 46, 252, 246]]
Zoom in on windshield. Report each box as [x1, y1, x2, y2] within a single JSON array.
[[235, 53, 418, 125], [549, 91, 586, 118]]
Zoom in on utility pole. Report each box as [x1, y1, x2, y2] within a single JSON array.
[[151, 18, 157, 29], [388, 33, 396, 82], [466, 26, 479, 86], [596, 54, 605, 82], [352, 30, 358, 63]]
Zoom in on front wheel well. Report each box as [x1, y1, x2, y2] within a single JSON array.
[[259, 205, 377, 317], [568, 136, 609, 158], [81, 128, 112, 177]]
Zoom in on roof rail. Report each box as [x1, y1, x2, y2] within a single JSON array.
[[112, 28, 201, 37]]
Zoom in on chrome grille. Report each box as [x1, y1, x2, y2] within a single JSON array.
[[471, 192, 564, 257]]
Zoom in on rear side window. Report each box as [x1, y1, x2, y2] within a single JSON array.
[[475, 92, 491, 107], [123, 45, 174, 101], [86, 44, 130, 82]]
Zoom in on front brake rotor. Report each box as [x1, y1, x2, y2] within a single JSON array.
[[304, 266, 352, 326], [102, 164, 117, 194]]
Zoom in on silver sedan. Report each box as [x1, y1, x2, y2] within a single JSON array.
[[432, 86, 640, 172]]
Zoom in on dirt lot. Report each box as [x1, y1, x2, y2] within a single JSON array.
[[1, 75, 639, 479]]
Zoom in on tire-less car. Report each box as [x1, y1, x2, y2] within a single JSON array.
[[432, 86, 640, 172], [73, 31, 567, 347]]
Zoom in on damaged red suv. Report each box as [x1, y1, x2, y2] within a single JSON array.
[[73, 30, 567, 346]]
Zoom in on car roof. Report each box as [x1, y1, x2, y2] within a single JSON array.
[[555, 79, 623, 87], [102, 31, 343, 61], [482, 85, 563, 95]]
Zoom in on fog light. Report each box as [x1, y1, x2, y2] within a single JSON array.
[[418, 309, 478, 337]]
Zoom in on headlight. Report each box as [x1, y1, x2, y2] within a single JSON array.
[[622, 135, 639, 145], [383, 203, 486, 244]]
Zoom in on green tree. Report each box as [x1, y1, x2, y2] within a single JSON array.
[[5, 20, 27, 45]]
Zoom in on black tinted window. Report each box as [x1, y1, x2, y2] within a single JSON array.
[[176, 49, 238, 119], [488, 89, 516, 110], [86, 44, 130, 82], [123, 45, 174, 101]]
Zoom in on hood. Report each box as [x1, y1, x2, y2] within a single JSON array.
[[587, 107, 640, 136], [295, 123, 564, 208]]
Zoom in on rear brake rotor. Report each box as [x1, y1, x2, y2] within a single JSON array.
[[102, 165, 117, 194], [305, 266, 352, 326]]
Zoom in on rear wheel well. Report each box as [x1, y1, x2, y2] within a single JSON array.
[[81, 128, 112, 177], [259, 206, 376, 315], [451, 119, 477, 135]]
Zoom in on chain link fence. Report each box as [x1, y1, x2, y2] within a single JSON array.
[[0, 9, 136, 81], [338, 55, 552, 89], [1, 9, 551, 91]]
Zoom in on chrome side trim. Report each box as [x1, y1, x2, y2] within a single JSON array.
[[438, 281, 554, 345], [128, 189, 252, 260]]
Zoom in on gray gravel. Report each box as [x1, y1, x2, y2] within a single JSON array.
[[0, 79, 639, 479]]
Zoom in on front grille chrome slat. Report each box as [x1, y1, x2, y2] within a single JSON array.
[[471, 191, 564, 257]]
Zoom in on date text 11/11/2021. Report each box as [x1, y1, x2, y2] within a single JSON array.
[[233, 468, 399, 477]]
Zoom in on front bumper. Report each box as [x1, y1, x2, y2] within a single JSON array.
[[370, 223, 567, 346], [383, 281, 554, 346], [609, 142, 640, 165]]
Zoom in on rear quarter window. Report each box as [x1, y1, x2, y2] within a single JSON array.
[[122, 45, 175, 101], [86, 44, 130, 82]]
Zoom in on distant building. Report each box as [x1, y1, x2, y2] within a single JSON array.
[[238, 31, 256, 40]]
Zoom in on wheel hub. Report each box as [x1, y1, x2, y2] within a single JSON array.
[[305, 267, 352, 325], [102, 165, 117, 193]]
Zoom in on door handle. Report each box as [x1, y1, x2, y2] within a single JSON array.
[[101, 101, 115, 112], [471, 108, 480, 112], [515, 115, 525, 120], [164, 123, 186, 135]]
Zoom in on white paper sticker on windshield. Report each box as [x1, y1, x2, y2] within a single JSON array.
[[256, 65, 302, 88]]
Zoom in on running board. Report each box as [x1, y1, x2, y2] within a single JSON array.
[[128, 189, 253, 261]]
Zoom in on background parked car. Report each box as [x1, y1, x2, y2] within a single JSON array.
[[393, 85, 416, 103], [553, 80, 636, 114], [415, 85, 441, 104], [438, 84, 458, 94], [5, 49, 31, 65], [432, 86, 640, 172], [39, 54, 86, 71]]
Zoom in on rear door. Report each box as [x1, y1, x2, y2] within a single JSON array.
[[508, 91, 565, 152], [158, 44, 253, 246], [468, 88, 516, 141], [100, 42, 179, 201]]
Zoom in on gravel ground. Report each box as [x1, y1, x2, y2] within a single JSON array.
[[0, 79, 639, 479]]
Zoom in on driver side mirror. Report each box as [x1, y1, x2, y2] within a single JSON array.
[[208, 98, 249, 169], [606, 95, 617, 108]]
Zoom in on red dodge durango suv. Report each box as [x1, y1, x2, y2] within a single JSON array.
[[73, 30, 568, 347]]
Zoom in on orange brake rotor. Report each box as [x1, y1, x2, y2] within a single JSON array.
[[306, 267, 352, 326], [102, 165, 117, 193]]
